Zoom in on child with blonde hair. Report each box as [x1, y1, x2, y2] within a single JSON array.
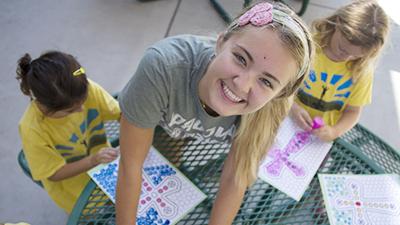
[[290, 0, 390, 141], [17, 51, 121, 213], [116, 1, 314, 224]]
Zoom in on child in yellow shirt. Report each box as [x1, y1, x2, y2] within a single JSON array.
[[290, 0, 390, 141], [17, 51, 121, 213]]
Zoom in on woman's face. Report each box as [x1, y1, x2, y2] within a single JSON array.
[[199, 26, 298, 117], [326, 28, 365, 62]]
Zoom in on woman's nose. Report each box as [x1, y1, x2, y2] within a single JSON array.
[[233, 72, 253, 94]]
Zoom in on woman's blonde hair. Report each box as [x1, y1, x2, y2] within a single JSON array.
[[313, 0, 390, 81], [222, 1, 315, 187]]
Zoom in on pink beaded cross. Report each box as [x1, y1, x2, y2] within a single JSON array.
[[264, 117, 324, 177], [138, 176, 181, 218]]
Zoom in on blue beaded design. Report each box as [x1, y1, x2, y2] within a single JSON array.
[[143, 165, 176, 186], [137, 207, 170, 225], [92, 162, 118, 201]]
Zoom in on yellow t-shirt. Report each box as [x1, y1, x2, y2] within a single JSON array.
[[295, 48, 373, 126], [18, 80, 120, 213]]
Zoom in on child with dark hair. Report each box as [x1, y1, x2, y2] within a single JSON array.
[[17, 51, 120, 213]]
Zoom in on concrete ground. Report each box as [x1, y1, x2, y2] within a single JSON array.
[[1, 0, 399, 224]]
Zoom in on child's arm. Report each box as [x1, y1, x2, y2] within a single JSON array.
[[48, 147, 118, 181], [115, 115, 154, 225], [209, 145, 247, 225], [313, 105, 362, 141]]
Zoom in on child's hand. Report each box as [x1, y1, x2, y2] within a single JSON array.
[[289, 102, 313, 131], [312, 125, 338, 142], [91, 147, 119, 165]]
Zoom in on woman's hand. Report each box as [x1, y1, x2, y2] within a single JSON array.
[[289, 102, 313, 131]]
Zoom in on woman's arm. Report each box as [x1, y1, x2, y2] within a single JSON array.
[[313, 105, 362, 141], [209, 145, 247, 225], [116, 115, 154, 225], [48, 147, 119, 181]]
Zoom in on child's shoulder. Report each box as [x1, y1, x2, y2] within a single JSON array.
[[86, 79, 102, 93], [19, 102, 43, 128], [356, 71, 374, 84], [86, 79, 111, 98], [18, 102, 52, 141], [84, 79, 117, 106]]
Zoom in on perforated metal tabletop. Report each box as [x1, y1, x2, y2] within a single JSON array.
[[67, 121, 400, 225]]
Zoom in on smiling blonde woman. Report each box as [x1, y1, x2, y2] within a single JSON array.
[[116, 2, 314, 224]]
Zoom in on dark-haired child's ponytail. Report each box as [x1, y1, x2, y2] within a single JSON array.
[[16, 53, 33, 97]]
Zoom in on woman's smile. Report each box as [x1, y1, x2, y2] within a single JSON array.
[[220, 81, 245, 104]]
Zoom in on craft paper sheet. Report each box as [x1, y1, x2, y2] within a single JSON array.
[[258, 117, 332, 201], [88, 146, 207, 225], [318, 174, 400, 225]]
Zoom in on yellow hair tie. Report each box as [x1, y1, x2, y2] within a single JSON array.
[[73, 67, 85, 76]]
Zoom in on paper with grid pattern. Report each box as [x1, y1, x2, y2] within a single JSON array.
[[88, 146, 206, 225], [258, 117, 332, 201], [319, 174, 400, 225]]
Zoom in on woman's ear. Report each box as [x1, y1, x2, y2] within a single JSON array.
[[216, 32, 225, 54]]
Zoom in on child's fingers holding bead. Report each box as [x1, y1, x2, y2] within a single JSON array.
[[298, 114, 312, 131]]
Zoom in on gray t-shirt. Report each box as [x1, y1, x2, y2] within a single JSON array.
[[120, 35, 238, 144]]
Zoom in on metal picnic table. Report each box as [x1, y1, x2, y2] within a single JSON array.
[[67, 118, 400, 225]]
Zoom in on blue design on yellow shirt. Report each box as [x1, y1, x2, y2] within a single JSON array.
[[298, 70, 353, 112], [54, 108, 107, 162]]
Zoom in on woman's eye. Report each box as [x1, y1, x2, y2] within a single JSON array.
[[234, 53, 246, 66], [260, 78, 273, 89]]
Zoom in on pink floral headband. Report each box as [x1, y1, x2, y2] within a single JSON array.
[[235, 2, 310, 79], [238, 2, 273, 27]]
